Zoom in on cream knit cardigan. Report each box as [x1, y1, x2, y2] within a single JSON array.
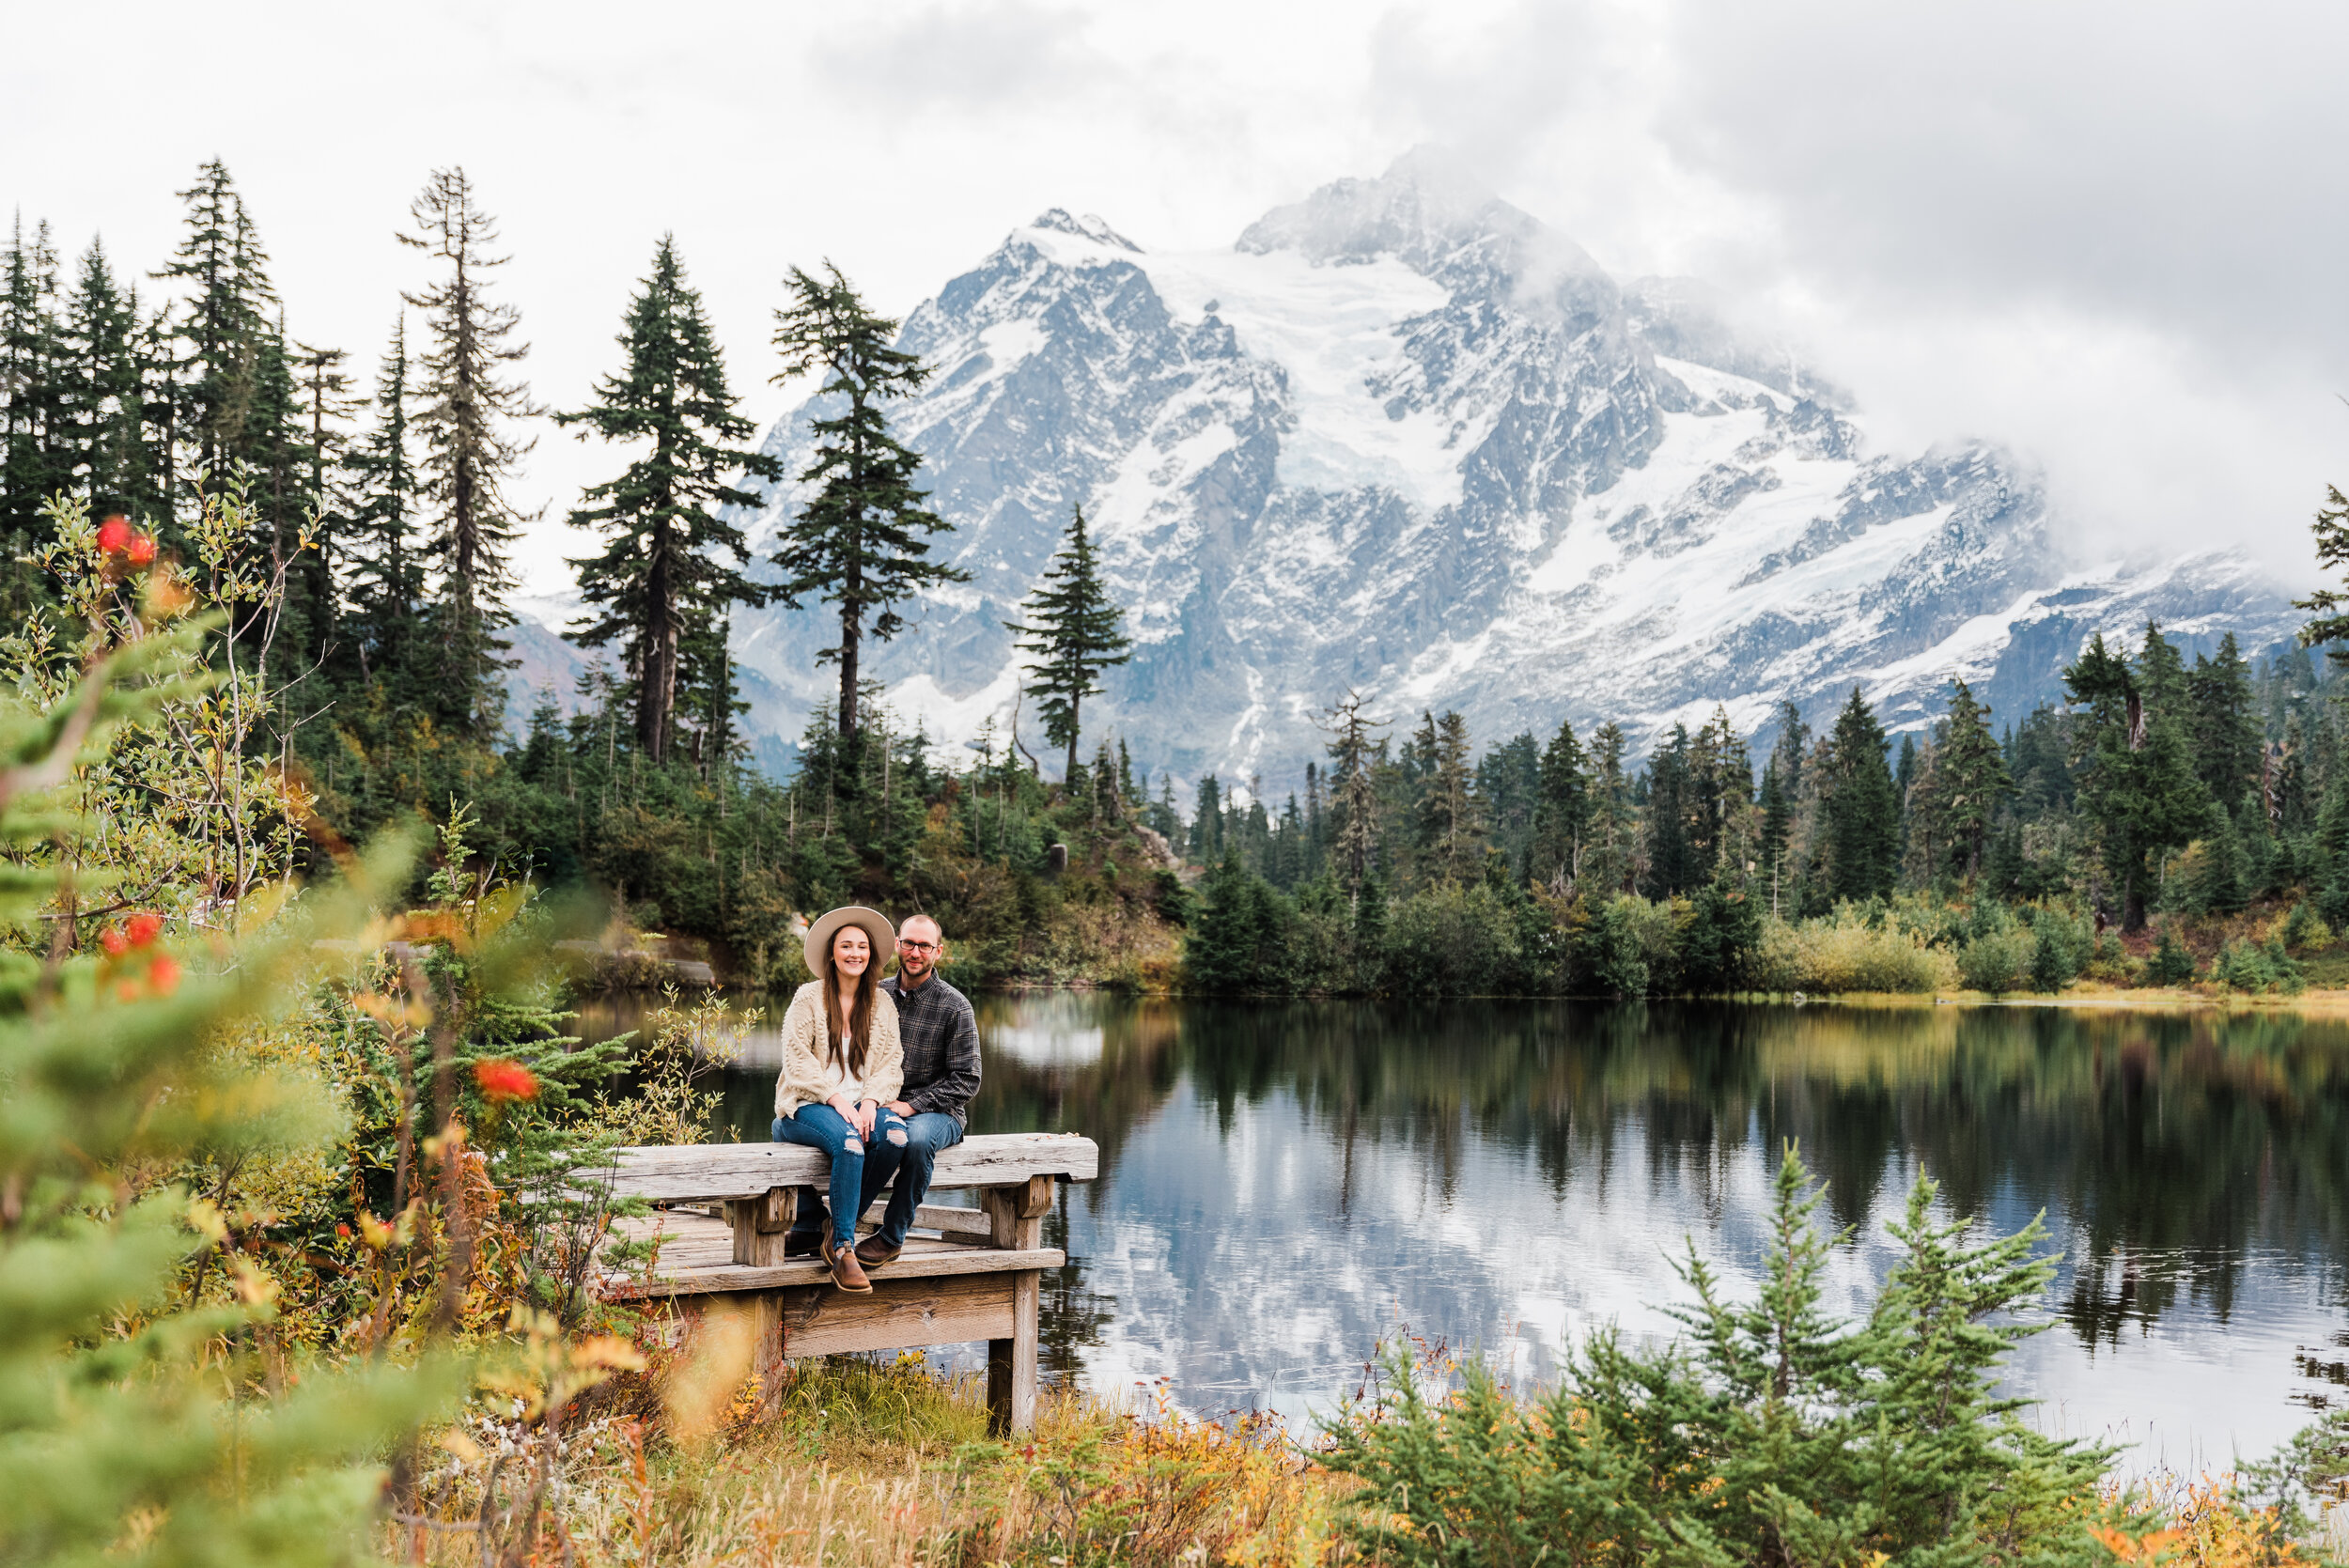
[[770, 979, 905, 1122]]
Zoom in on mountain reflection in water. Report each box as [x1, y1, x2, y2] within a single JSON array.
[[685, 995, 2349, 1465]]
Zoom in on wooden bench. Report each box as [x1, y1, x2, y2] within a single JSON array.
[[595, 1131, 1098, 1434]]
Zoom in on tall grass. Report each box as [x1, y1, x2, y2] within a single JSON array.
[[394, 1355, 1342, 1568]]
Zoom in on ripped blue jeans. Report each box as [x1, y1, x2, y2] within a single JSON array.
[[770, 1102, 909, 1246]]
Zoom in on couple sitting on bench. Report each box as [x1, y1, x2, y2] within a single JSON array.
[[770, 905, 981, 1294]]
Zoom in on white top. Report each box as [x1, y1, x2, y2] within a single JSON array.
[[819, 1031, 866, 1102]]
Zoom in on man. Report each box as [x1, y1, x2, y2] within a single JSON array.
[[785, 912, 981, 1264]]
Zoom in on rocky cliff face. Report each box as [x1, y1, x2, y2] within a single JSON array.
[[727, 148, 2296, 790]]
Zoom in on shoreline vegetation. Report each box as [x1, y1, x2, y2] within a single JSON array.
[[13, 161, 2349, 1563]]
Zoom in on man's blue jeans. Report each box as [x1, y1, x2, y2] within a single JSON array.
[[774, 1109, 964, 1250], [770, 1103, 908, 1247]]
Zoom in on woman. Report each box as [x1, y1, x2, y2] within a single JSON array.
[[770, 906, 908, 1293]]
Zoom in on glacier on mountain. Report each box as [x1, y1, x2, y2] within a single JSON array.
[[728, 147, 2296, 794]]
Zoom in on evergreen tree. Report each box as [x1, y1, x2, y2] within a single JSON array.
[[558, 237, 778, 764], [2295, 483, 2349, 665], [1530, 717, 1591, 892], [60, 238, 151, 520], [1187, 846, 1283, 992], [1190, 773, 1224, 863], [1689, 705, 1751, 882], [285, 337, 357, 670], [1416, 709, 1483, 883], [1642, 725, 1699, 897], [2063, 626, 2211, 930], [2187, 631, 2263, 819], [1, 215, 68, 563], [151, 160, 278, 520], [769, 263, 969, 743], [1821, 687, 1901, 902], [1937, 679, 2011, 879], [1474, 730, 1541, 876], [1770, 697, 1811, 796], [1583, 722, 1636, 897], [341, 318, 425, 688], [399, 166, 540, 738], [1322, 690, 1384, 900], [1005, 505, 1131, 782], [1758, 759, 1793, 915]]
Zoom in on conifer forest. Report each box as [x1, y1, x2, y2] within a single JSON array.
[[5, 161, 2348, 1001]]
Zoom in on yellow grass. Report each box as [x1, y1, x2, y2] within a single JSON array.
[[391, 1356, 1346, 1568]]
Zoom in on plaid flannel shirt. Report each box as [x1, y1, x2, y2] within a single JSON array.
[[880, 972, 981, 1126]]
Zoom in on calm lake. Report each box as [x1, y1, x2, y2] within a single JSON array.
[[583, 992, 2349, 1467]]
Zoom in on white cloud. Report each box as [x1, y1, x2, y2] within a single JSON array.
[[4, 0, 2337, 593]]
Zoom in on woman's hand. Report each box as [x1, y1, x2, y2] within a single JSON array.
[[853, 1098, 879, 1139], [829, 1092, 861, 1128]]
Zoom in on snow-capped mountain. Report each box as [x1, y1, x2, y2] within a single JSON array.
[[730, 147, 2296, 790]]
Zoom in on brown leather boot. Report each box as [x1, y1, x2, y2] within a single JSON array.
[[823, 1233, 872, 1293], [854, 1234, 901, 1269]]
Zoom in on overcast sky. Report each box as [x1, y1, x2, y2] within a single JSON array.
[[7, 0, 2343, 606]]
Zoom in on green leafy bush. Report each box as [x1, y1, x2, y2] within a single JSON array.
[[1756, 908, 1960, 993], [2146, 924, 2199, 986], [2213, 934, 2306, 995], [1959, 929, 2030, 995]]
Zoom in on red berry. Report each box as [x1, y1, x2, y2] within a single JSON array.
[[97, 517, 131, 553], [125, 535, 156, 567], [148, 955, 180, 996], [100, 927, 129, 957], [472, 1059, 540, 1104], [125, 911, 163, 947]]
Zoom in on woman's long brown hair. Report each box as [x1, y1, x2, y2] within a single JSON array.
[[820, 940, 879, 1080]]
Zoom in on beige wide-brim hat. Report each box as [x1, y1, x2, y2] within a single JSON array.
[[803, 906, 896, 980]]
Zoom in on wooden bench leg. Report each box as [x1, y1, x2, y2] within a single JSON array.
[[984, 1175, 1053, 1436], [987, 1269, 1040, 1436]]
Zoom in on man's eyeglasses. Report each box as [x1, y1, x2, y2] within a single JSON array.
[[899, 939, 939, 952]]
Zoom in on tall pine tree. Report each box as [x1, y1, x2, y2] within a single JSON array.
[[1, 215, 68, 566], [2063, 626, 2211, 929], [769, 263, 968, 743], [399, 166, 540, 738], [1821, 687, 1901, 902], [559, 237, 778, 764], [1004, 505, 1131, 782], [1322, 690, 1384, 901], [2186, 631, 2262, 819], [341, 318, 426, 689], [1416, 709, 1483, 884], [61, 239, 152, 520], [1937, 679, 2011, 879], [1529, 717, 1590, 892]]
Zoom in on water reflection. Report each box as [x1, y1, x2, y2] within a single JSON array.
[[689, 996, 2349, 1464]]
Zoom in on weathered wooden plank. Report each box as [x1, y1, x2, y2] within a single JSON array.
[[776, 1273, 1018, 1358], [986, 1268, 1041, 1436], [602, 1245, 1065, 1300], [604, 1132, 1098, 1202], [984, 1180, 1048, 1436], [726, 1187, 794, 1266]]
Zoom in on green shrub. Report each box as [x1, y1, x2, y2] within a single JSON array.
[[1758, 909, 1960, 993], [1569, 895, 1652, 998], [1382, 881, 1525, 997], [2023, 907, 2090, 991], [2214, 935, 2306, 995], [2146, 924, 2199, 986], [1959, 930, 2030, 995], [2281, 900, 2332, 955], [1320, 1147, 2111, 1566]]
